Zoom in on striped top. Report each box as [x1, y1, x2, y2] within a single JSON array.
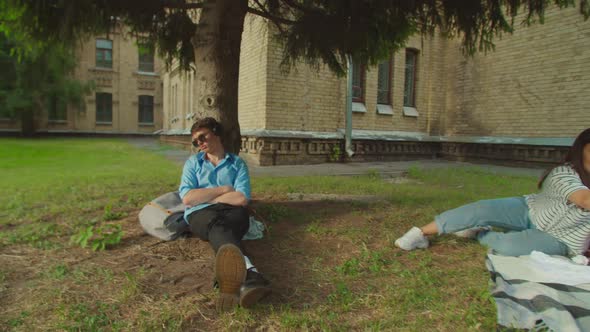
[[526, 164, 590, 255]]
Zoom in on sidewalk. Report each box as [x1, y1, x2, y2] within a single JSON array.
[[128, 137, 545, 178]]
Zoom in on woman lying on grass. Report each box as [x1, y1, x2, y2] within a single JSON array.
[[396, 128, 590, 257]]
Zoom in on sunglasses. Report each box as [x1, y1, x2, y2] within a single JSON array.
[[191, 133, 209, 148]]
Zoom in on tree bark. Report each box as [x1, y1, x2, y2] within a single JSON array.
[[20, 108, 35, 136], [192, 0, 248, 154]]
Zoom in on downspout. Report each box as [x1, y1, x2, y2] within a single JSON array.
[[345, 54, 354, 157]]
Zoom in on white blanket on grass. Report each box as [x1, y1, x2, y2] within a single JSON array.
[[488, 251, 590, 286], [486, 251, 590, 332]]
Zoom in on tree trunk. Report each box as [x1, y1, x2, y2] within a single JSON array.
[[192, 0, 248, 154], [20, 108, 35, 136]]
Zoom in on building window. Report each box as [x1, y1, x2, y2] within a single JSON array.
[[96, 39, 113, 69], [173, 84, 178, 117], [138, 44, 154, 73], [352, 60, 365, 102], [377, 57, 392, 105], [172, 84, 178, 120], [138, 95, 154, 124], [48, 95, 67, 121], [96, 92, 112, 123], [404, 49, 418, 107]]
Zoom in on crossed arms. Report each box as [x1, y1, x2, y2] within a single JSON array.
[[179, 156, 251, 208], [181, 185, 248, 207]]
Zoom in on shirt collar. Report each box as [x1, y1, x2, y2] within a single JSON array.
[[197, 152, 233, 164]]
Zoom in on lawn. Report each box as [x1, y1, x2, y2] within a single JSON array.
[[0, 138, 538, 331]]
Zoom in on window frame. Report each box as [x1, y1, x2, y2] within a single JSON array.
[[48, 95, 67, 122], [377, 56, 393, 105], [137, 43, 155, 73], [96, 39, 113, 69], [138, 95, 154, 125], [403, 49, 418, 108], [95, 92, 113, 124], [352, 60, 365, 103]]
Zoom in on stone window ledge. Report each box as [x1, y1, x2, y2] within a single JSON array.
[[352, 102, 367, 113], [135, 71, 159, 77], [90, 67, 115, 73], [376, 104, 393, 115], [403, 106, 419, 117]]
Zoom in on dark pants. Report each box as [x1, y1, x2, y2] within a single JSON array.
[[187, 203, 250, 253]]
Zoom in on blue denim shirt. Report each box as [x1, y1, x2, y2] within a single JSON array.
[[179, 152, 251, 221]]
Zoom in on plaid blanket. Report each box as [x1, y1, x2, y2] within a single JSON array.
[[486, 253, 590, 331]]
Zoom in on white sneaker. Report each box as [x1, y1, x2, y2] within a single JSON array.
[[453, 226, 490, 239], [395, 227, 429, 250]]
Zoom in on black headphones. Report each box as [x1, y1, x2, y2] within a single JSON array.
[[210, 120, 222, 136]]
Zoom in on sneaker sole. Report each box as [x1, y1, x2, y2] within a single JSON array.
[[239, 286, 271, 308], [394, 239, 429, 250], [215, 244, 246, 313]]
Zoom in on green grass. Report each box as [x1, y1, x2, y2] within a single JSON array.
[[253, 165, 536, 208], [0, 138, 180, 248], [0, 138, 540, 331]]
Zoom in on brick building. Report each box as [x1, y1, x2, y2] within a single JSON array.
[[161, 5, 589, 166], [2, 6, 587, 166], [0, 26, 165, 135]]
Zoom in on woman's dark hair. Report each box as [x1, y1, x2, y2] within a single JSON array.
[[190, 117, 223, 136], [538, 128, 590, 188]]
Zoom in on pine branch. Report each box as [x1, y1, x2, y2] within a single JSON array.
[[281, 0, 312, 13], [246, 6, 295, 26], [161, 1, 204, 10]]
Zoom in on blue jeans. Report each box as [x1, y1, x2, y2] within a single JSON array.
[[434, 197, 569, 256]]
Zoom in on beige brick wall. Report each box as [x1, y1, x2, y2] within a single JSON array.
[[262, 33, 451, 135], [53, 27, 164, 133], [263, 32, 344, 132], [445, 5, 590, 138], [238, 14, 270, 130], [265, 40, 345, 132], [163, 65, 196, 131]]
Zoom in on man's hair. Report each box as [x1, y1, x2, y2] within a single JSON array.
[[190, 117, 223, 136]]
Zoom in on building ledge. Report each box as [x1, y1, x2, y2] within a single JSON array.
[[161, 128, 574, 147], [241, 129, 341, 139], [352, 102, 367, 113], [135, 71, 159, 77], [376, 104, 394, 115], [161, 128, 191, 135], [89, 67, 116, 73], [402, 106, 419, 117]]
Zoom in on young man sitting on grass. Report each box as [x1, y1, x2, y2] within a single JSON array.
[[178, 117, 270, 312]]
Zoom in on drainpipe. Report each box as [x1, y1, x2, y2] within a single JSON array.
[[345, 54, 354, 157]]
